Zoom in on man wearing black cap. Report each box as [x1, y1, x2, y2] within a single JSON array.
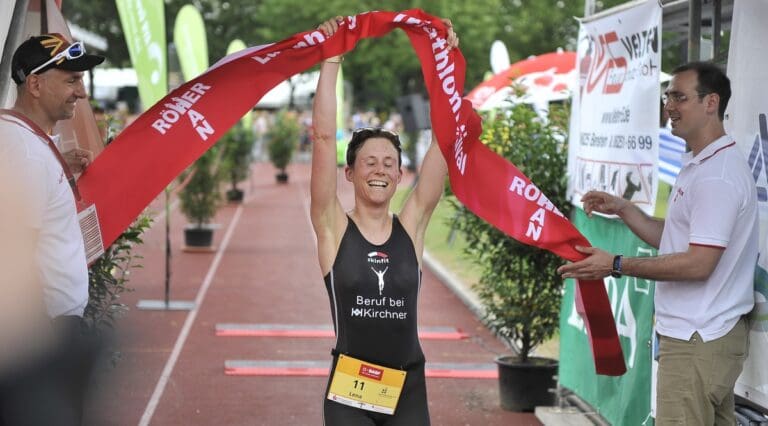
[[0, 33, 104, 425]]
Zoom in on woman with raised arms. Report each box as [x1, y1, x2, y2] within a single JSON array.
[[311, 15, 458, 426]]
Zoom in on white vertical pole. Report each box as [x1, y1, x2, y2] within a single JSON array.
[[584, 0, 595, 17]]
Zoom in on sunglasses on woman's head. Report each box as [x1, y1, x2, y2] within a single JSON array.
[[352, 127, 399, 137], [351, 127, 401, 146]]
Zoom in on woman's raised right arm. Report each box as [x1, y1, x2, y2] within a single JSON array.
[[311, 16, 346, 274]]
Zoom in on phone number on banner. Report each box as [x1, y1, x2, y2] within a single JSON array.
[[579, 133, 654, 150]]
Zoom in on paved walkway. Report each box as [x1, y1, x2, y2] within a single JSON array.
[[83, 161, 542, 425]]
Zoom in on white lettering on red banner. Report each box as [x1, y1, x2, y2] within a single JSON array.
[[453, 124, 468, 175], [252, 51, 280, 64], [509, 176, 565, 218], [151, 82, 214, 140], [393, 12, 466, 174], [293, 31, 325, 49], [508, 176, 566, 241]]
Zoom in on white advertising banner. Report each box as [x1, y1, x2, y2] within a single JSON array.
[[725, 0, 768, 410], [568, 0, 661, 214]]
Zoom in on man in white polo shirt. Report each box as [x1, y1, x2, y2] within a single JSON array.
[[0, 33, 103, 426], [558, 61, 757, 425]]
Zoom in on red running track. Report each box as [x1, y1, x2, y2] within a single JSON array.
[[83, 161, 542, 426]]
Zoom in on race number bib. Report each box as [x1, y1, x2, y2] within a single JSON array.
[[77, 203, 104, 264], [327, 354, 407, 415]]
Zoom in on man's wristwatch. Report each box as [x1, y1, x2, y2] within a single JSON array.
[[611, 255, 623, 278]]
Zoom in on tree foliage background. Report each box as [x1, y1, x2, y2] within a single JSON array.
[[449, 98, 571, 362], [63, 0, 627, 110]]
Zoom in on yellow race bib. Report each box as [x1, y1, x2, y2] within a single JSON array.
[[327, 354, 407, 415]]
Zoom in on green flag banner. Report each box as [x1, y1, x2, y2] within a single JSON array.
[[225, 39, 246, 56], [116, 0, 167, 110], [174, 4, 208, 82], [559, 208, 655, 424], [226, 39, 252, 130], [226, 39, 246, 55]]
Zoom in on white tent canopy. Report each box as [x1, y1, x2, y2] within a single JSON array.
[[255, 71, 319, 109], [83, 68, 137, 102]]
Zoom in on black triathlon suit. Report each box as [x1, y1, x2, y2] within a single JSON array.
[[323, 216, 429, 426]]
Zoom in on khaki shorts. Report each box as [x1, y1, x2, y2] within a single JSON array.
[[656, 316, 749, 425]]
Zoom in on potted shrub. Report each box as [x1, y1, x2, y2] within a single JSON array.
[[450, 98, 571, 412], [221, 123, 254, 202], [266, 109, 299, 183], [178, 148, 222, 248]]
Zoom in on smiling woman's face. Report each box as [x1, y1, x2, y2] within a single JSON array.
[[345, 137, 402, 205]]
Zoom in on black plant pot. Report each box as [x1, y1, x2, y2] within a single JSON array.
[[184, 227, 214, 248], [275, 171, 289, 183], [226, 188, 244, 203], [495, 355, 557, 412]]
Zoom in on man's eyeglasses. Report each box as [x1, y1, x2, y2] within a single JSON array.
[[662, 91, 709, 105], [29, 41, 85, 76]]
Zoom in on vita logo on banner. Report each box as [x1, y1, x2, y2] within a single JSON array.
[[151, 83, 214, 141], [569, 1, 661, 215]]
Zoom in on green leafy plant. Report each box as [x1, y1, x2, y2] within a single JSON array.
[[221, 122, 255, 196], [85, 215, 152, 332], [178, 148, 222, 228], [450, 96, 571, 363], [266, 110, 300, 178]]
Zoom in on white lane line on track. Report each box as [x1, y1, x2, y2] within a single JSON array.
[[139, 204, 244, 426]]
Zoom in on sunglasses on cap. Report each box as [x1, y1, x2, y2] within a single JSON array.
[[29, 41, 86, 76]]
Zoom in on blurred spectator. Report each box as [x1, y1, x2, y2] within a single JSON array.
[[1, 33, 104, 426]]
